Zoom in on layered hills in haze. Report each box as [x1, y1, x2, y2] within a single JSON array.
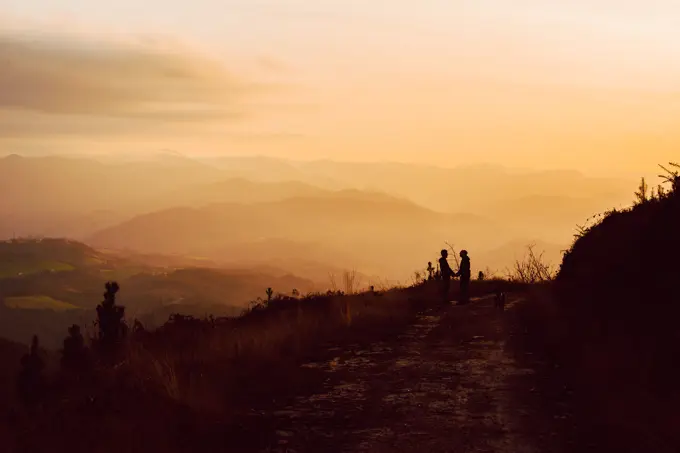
[[0, 152, 640, 351], [0, 153, 635, 278]]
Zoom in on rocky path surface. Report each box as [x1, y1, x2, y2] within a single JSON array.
[[256, 295, 565, 453]]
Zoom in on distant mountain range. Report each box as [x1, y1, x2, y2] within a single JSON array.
[[87, 193, 508, 280], [0, 153, 634, 235], [0, 153, 636, 279]]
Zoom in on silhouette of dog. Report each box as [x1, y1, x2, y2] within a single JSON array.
[[494, 291, 506, 310]]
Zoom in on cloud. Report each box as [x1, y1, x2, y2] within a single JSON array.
[[0, 30, 259, 128]]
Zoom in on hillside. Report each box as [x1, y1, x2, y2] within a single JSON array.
[[0, 265, 310, 349], [201, 158, 634, 243], [524, 165, 680, 450], [122, 268, 316, 321], [0, 239, 318, 347], [88, 195, 510, 280], [0, 238, 104, 278]]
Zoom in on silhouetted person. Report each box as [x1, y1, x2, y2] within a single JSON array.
[[439, 250, 455, 304], [17, 335, 46, 408], [456, 250, 471, 305]]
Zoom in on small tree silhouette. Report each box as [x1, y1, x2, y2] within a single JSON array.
[[95, 281, 127, 360], [634, 177, 649, 205], [265, 287, 274, 302], [17, 335, 46, 408], [477, 271, 485, 281], [61, 324, 89, 374], [426, 262, 435, 280]]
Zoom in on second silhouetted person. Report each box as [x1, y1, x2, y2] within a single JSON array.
[[456, 250, 471, 305]]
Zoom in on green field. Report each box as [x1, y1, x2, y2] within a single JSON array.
[[4, 295, 80, 311], [0, 260, 75, 278], [98, 267, 148, 279]]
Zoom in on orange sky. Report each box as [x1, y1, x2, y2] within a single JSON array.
[[1, 0, 679, 174]]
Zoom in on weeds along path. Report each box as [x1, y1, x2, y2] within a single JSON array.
[[256, 295, 560, 453]]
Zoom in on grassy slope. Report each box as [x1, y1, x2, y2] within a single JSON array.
[[2, 278, 524, 453], [516, 178, 680, 452], [0, 260, 75, 278], [4, 295, 79, 311], [0, 239, 320, 347], [0, 238, 99, 278]]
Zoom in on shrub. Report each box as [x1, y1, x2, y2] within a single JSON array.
[[506, 243, 556, 284]]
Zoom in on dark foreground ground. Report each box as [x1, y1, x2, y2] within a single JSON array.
[[11, 292, 658, 453], [218, 295, 573, 453]]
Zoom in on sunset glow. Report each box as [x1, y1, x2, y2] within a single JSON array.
[[1, 0, 679, 173]]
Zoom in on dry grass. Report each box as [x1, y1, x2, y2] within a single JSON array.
[[4, 277, 529, 452], [506, 243, 556, 284], [342, 269, 360, 294], [3, 284, 434, 452], [101, 287, 421, 414]]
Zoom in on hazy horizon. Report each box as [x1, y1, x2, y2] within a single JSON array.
[[1, 0, 676, 281], [2, 1, 679, 176], [0, 152, 642, 282], [0, 151, 666, 182]]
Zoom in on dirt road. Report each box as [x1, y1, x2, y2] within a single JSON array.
[[254, 295, 566, 453]]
